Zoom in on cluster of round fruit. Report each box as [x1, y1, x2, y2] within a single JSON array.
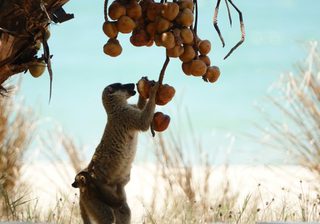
[[102, 0, 220, 83], [137, 77, 175, 132], [102, 0, 143, 57]]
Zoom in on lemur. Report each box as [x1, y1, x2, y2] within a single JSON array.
[[73, 80, 158, 224]]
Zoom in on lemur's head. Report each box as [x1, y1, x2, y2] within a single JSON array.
[[102, 83, 136, 111], [72, 171, 91, 188]]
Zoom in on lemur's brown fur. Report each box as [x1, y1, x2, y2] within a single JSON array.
[[88, 81, 158, 184], [72, 171, 116, 224], [74, 81, 158, 224]]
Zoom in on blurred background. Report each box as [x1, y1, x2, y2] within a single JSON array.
[[13, 0, 320, 165], [2, 0, 320, 223]]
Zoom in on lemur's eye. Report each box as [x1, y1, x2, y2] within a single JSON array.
[[80, 176, 86, 183]]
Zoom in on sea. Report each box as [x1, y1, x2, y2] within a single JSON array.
[[10, 0, 320, 165]]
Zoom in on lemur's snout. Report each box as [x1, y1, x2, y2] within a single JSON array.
[[72, 181, 79, 188], [123, 83, 136, 96]]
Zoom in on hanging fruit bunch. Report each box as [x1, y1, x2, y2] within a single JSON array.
[[102, 0, 245, 134], [102, 0, 220, 83]]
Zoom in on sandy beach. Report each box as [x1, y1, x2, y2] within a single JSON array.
[[20, 163, 318, 222]]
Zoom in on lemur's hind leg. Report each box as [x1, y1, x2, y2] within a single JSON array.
[[114, 201, 131, 224]]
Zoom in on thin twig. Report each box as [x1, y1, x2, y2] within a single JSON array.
[[104, 0, 109, 21], [193, 0, 198, 34], [158, 55, 170, 85], [151, 55, 171, 137]]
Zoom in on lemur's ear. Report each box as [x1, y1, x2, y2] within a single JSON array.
[[106, 86, 114, 94]]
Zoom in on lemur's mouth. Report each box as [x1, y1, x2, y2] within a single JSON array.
[[129, 90, 136, 96]]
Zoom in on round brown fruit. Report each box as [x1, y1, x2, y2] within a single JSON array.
[[146, 22, 156, 37], [156, 17, 172, 33], [103, 21, 118, 38], [180, 27, 193, 44], [130, 29, 149, 47], [179, 45, 196, 62], [103, 38, 122, 57], [198, 40, 211, 55], [161, 2, 179, 21], [156, 84, 175, 105], [176, 8, 194, 27], [108, 1, 126, 20], [126, 0, 142, 20], [199, 55, 211, 66], [160, 32, 175, 49], [190, 59, 207, 76], [29, 61, 46, 78], [182, 61, 192, 76], [204, 66, 220, 83], [137, 77, 152, 99], [117, 16, 136, 33], [172, 28, 182, 45], [152, 112, 170, 132], [140, 0, 153, 11], [178, 0, 194, 10], [147, 3, 162, 21], [166, 45, 184, 57]]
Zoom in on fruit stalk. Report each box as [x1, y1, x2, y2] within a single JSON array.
[[158, 55, 170, 85], [151, 55, 170, 137], [193, 0, 198, 34], [104, 0, 109, 21]]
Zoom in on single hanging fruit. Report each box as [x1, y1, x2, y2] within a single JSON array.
[[127, 0, 142, 20], [156, 84, 176, 105], [160, 32, 175, 49], [180, 27, 193, 44], [103, 21, 118, 38], [204, 66, 220, 83], [176, 8, 194, 27], [179, 45, 196, 62], [198, 40, 211, 55], [152, 112, 170, 132], [117, 16, 136, 34], [190, 59, 207, 76], [161, 2, 179, 21], [108, 1, 126, 20], [130, 29, 150, 47], [103, 38, 122, 57], [29, 61, 46, 78]]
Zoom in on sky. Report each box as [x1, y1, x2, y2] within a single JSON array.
[[12, 0, 320, 165]]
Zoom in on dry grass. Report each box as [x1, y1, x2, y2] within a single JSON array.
[[140, 128, 320, 223], [258, 41, 320, 182], [1, 43, 320, 223], [0, 89, 35, 216], [0, 91, 82, 222]]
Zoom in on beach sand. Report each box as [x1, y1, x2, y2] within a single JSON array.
[[20, 163, 318, 222]]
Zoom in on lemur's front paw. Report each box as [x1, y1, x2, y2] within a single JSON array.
[[150, 82, 159, 98]]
